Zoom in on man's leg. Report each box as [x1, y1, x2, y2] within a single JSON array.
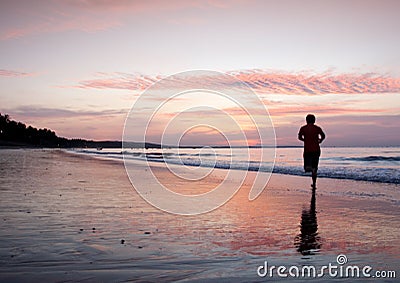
[[311, 151, 320, 188], [304, 153, 312, 172], [311, 169, 317, 188]]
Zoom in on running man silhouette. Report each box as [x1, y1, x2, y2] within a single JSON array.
[[298, 114, 326, 188]]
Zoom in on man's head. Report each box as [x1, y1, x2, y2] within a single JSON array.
[[306, 114, 316, 124]]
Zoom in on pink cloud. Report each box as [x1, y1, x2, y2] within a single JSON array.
[[71, 70, 400, 95], [73, 72, 160, 91], [0, 1, 125, 41], [1, 12, 121, 41], [1, 1, 228, 41], [63, 0, 231, 13], [230, 70, 400, 95], [0, 69, 35, 77]]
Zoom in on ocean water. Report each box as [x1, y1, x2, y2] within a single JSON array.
[[70, 146, 400, 184]]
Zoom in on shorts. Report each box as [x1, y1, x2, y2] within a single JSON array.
[[303, 151, 320, 172]]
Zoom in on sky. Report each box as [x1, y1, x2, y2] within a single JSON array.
[[1, 0, 399, 146]]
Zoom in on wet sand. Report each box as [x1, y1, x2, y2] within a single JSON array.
[[0, 149, 399, 282]]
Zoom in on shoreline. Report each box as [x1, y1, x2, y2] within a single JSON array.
[[0, 149, 398, 282], [65, 147, 400, 205], [68, 146, 400, 185], [2, 146, 400, 184], [3, 147, 400, 208]]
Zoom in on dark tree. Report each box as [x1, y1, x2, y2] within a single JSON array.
[[0, 113, 125, 148]]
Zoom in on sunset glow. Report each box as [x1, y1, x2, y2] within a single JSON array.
[[1, 0, 399, 146]]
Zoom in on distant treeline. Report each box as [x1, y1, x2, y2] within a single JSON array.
[[0, 113, 160, 148]]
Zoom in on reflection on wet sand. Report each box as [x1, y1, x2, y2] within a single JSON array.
[[294, 187, 321, 255]]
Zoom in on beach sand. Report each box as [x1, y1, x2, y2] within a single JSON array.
[[0, 149, 398, 282]]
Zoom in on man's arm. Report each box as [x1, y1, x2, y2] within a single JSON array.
[[298, 128, 304, 142], [319, 128, 326, 143]]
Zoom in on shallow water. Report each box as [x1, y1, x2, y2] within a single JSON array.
[[74, 146, 400, 184]]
